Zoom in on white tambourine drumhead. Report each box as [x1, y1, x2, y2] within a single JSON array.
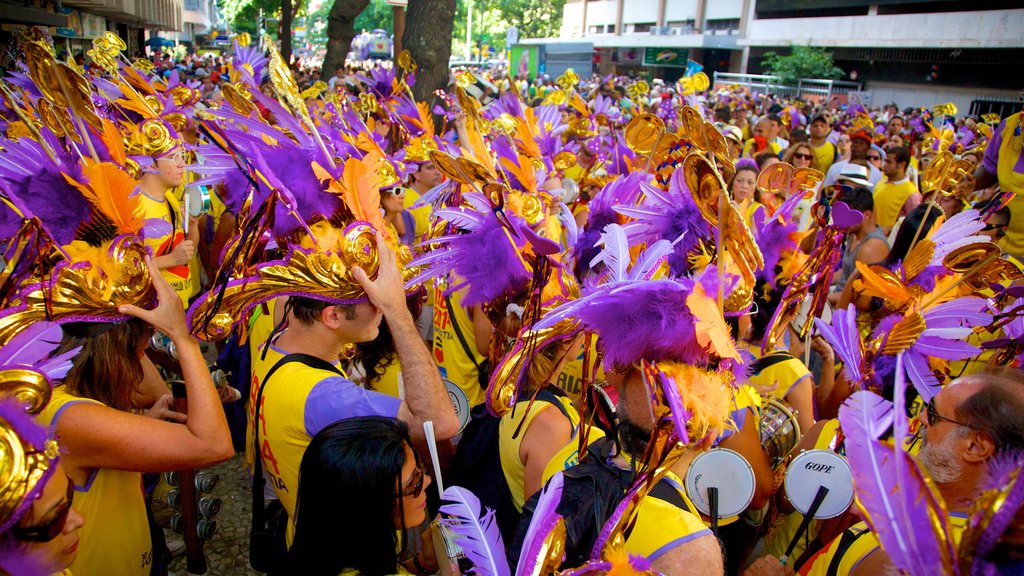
[[186, 185, 212, 218], [443, 379, 470, 433], [784, 450, 854, 519], [684, 448, 755, 518], [561, 178, 580, 204]]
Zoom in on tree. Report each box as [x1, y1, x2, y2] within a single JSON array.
[[353, 0, 394, 33], [321, 0, 370, 76], [498, 0, 564, 39], [761, 45, 844, 85], [403, 0, 456, 100]]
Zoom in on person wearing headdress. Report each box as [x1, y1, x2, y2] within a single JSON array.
[[801, 371, 1024, 576], [0, 400, 85, 576]]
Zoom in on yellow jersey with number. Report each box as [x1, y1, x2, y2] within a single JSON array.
[[38, 389, 152, 576]]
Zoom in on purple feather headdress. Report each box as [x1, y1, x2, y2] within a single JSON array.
[[962, 451, 1024, 576], [573, 173, 645, 277]]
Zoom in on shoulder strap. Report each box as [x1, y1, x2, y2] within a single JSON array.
[[825, 526, 873, 576], [750, 351, 794, 376], [648, 479, 690, 512], [251, 353, 345, 525], [444, 293, 482, 371]]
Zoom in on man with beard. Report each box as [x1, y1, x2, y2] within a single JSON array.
[[801, 371, 1024, 576], [510, 367, 725, 575]]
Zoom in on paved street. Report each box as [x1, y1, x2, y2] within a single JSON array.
[[168, 454, 260, 576]]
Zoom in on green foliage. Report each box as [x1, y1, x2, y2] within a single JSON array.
[[761, 45, 844, 85], [353, 0, 394, 32], [496, 0, 564, 39]]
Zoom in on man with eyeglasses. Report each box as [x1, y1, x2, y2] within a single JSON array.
[[873, 146, 920, 234], [802, 371, 1024, 576], [823, 129, 883, 188]]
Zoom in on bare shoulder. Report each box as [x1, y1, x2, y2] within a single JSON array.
[[650, 532, 725, 576]]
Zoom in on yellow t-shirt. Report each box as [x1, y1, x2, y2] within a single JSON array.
[[402, 187, 432, 241], [248, 342, 402, 544], [743, 138, 782, 159], [432, 283, 487, 408], [624, 472, 714, 562], [802, 513, 968, 576], [992, 114, 1024, 258], [552, 333, 605, 407], [812, 141, 837, 173], [368, 359, 403, 399], [746, 347, 812, 401], [138, 191, 199, 303], [872, 179, 918, 229], [38, 389, 152, 576], [499, 392, 580, 512]]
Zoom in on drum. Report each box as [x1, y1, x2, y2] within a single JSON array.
[[444, 378, 471, 434], [186, 185, 212, 219], [685, 448, 756, 519], [759, 398, 801, 469], [784, 450, 854, 519]]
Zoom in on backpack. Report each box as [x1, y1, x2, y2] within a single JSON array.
[[449, 386, 572, 543], [508, 437, 692, 569]]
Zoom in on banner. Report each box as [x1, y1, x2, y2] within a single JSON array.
[[643, 47, 688, 68], [510, 45, 539, 79]]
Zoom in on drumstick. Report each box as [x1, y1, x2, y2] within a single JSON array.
[[780, 485, 829, 566], [708, 486, 719, 536], [423, 421, 445, 494], [184, 190, 191, 234]]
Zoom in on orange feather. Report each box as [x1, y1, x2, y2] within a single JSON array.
[[687, 283, 741, 360], [64, 162, 143, 234], [99, 119, 126, 165]]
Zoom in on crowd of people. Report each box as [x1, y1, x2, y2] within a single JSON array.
[[0, 26, 1022, 576]]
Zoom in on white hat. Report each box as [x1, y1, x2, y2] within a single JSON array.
[[837, 164, 872, 189], [721, 125, 743, 144]]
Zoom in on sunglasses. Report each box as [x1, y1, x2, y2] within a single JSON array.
[[925, 399, 978, 430], [11, 475, 75, 542], [398, 460, 426, 498], [866, 155, 882, 161], [384, 187, 407, 196], [982, 222, 1008, 236], [793, 153, 813, 161]]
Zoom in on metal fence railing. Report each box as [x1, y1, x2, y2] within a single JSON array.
[[712, 72, 862, 102]]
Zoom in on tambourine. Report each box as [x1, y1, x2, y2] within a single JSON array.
[[685, 448, 756, 519], [784, 450, 854, 519], [444, 378, 471, 434], [431, 519, 470, 576], [186, 185, 212, 218]]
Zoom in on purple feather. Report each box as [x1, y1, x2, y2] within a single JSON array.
[[439, 486, 510, 576], [904, 350, 942, 401], [839, 389, 956, 575], [971, 452, 1024, 575], [0, 321, 69, 375], [815, 305, 864, 385], [515, 472, 565, 576], [658, 370, 692, 445], [0, 141, 92, 246]]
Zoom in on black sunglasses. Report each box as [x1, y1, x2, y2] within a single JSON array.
[[11, 475, 74, 542], [793, 152, 814, 160], [398, 460, 426, 498], [925, 399, 978, 430], [866, 155, 881, 161]]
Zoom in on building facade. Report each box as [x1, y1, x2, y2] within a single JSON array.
[[526, 0, 1023, 111]]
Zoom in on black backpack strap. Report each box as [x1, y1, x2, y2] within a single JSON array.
[[251, 353, 345, 527], [444, 293, 483, 372], [648, 479, 691, 513], [825, 525, 873, 576], [750, 351, 795, 376]]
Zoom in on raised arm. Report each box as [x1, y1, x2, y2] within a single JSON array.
[[354, 233, 460, 440], [57, 256, 233, 476]]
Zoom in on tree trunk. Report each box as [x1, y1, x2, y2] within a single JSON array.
[[281, 0, 294, 63], [402, 0, 455, 102], [322, 0, 370, 77]]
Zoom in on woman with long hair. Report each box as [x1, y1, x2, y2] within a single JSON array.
[[288, 416, 437, 576], [36, 257, 233, 576]]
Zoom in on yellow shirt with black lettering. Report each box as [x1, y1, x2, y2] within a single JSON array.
[[138, 191, 199, 303], [432, 283, 487, 408], [38, 389, 152, 576], [248, 342, 402, 545], [801, 512, 968, 576]]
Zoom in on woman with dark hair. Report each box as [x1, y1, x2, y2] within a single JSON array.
[[353, 291, 425, 397], [288, 416, 437, 576]]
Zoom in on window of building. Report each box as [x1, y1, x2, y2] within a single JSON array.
[[606, 24, 615, 33], [588, 25, 604, 34], [705, 18, 740, 31], [632, 22, 655, 33]]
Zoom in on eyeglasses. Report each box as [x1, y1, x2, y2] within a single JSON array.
[[925, 399, 979, 430], [10, 475, 75, 542], [866, 155, 882, 161], [793, 153, 813, 161], [982, 222, 1008, 237], [398, 461, 426, 498]]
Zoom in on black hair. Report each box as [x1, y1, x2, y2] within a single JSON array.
[[755, 152, 779, 170], [288, 417, 415, 575], [888, 146, 911, 170], [841, 185, 874, 214], [355, 290, 424, 387], [882, 202, 942, 268], [289, 296, 356, 326]]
